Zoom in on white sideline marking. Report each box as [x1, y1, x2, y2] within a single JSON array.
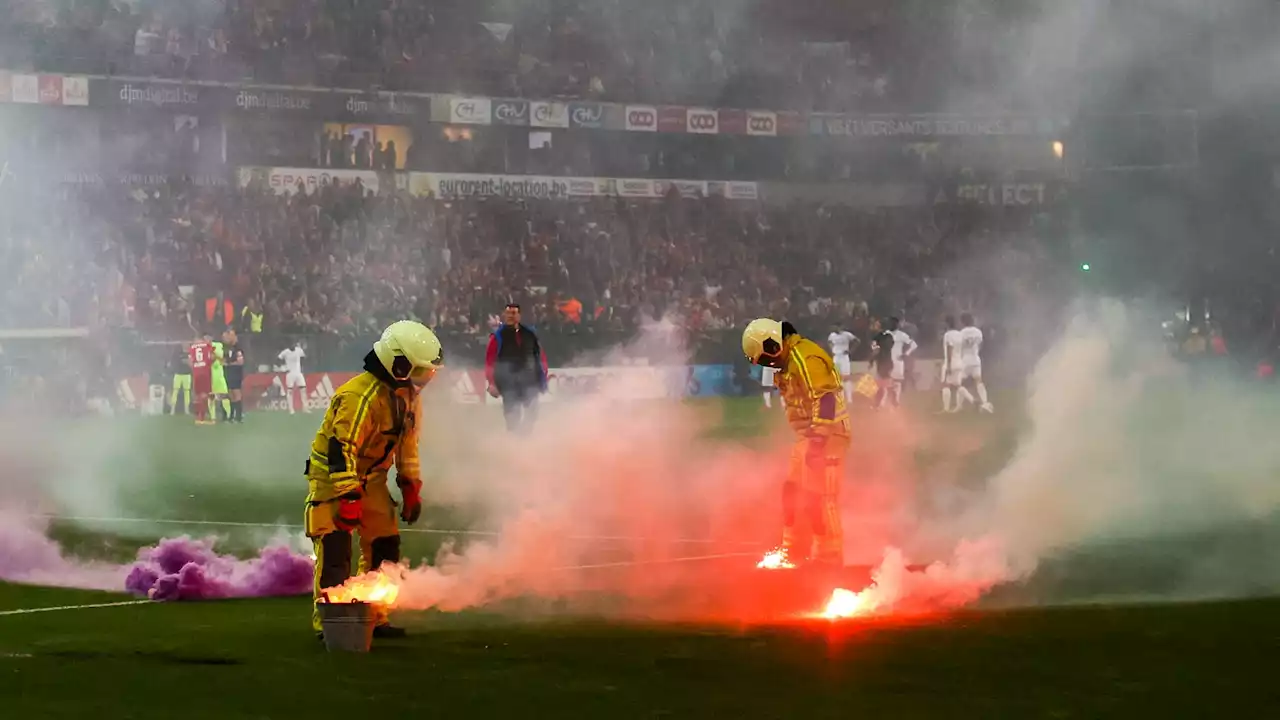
[[35, 514, 763, 547], [0, 600, 150, 618], [554, 551, 759, 571]]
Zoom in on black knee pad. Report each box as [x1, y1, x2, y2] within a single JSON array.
[[370, 535, 401, 568], [318, 531, 353, 591]]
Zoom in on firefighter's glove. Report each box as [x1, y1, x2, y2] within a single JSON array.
[[398, 478, 423, 525]]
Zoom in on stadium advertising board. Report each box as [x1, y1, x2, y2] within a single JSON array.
[[448, 366, 736, 405], [686, 108, 719, 134], [813, 114, 1064, 138], [326, 91, 425, 123], [933, 181, 1059, 206], [625, 105, 658, 132], [751, 359, 943, 391], [0, 72, 89, 105], [746, 110, 777, 136], [449, 96, 492, 125], [3, 71, 1067, 140], [83, 77, 424, 123], [409, 172, 758, 201], [129, 366, 737, 413], [568, 102, 605, 129], [491, 99, 530, 125], [237, 166, 385, 195], [530, 101, 569, 128]]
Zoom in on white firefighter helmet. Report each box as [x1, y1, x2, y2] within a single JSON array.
[[742, 318, 785, 366], [373, 320, 443, 384]]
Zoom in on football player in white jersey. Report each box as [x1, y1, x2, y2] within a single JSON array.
[[872, 317, 917, 409], [940, 315, 976, 413], [828, 325, 859, 403], [958, 313, 993, 413], [278, 341, 308, 414], [760, 364, 779, 409]]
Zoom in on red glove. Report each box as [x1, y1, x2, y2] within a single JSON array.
[[335, 496, 363, 532], [398, 479, 422, 525]]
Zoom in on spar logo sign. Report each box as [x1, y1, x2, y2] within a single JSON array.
[[569, 102, 604, 129], [492, 99, 530, 125], [625, 105, 657, 132], [257, 167, 379, 195], [746, 111, 777, 136], [531, 101, 568, 128], [687, 108, 719, 134], [450, 97, 492, 125]]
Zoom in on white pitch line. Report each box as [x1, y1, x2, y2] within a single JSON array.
[[35, 514, 764, 547], [0, 600, 150, 618], [552, 551, 759, 571]]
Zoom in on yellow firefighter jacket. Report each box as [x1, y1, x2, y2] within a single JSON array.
[[306, 357, 421, 503], [776, 334, 851, 439]]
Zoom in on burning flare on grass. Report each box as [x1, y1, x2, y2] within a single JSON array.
[[321, 569, 401, 607], [821, 586, 880, 619], [756, 548, 795, 570]]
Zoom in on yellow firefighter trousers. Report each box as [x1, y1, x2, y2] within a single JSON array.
[[306, 474, 399, 633], [781, 435, 848, 565]]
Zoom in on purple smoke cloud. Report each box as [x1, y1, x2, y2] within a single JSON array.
[[0, 512, 313, 600], [125, 537, 314, 600], [0, 513, 124, 590]]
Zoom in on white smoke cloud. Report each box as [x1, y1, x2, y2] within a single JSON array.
[[846, 299, 1280, 613]]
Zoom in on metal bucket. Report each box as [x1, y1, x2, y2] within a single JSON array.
[[318, 601, 375, 653]]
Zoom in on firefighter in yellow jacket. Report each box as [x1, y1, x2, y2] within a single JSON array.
[[742, 318, 851, 567], [306, 320, 443, 639]]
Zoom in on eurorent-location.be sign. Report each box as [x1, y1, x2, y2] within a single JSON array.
[[408, 171, 757, 201]]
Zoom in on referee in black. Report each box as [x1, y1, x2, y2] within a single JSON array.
[[484, 303, 549, 434], [222, 329, 247, 423]]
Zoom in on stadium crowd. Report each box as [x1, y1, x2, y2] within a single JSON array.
[[2, 0, 1039, 112], [0, 175, 1052, 362]]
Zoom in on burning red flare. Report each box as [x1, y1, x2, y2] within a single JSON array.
[[756, 548, 795, 570], [319, 570, 401, 607], [821, 585, 878, 619]]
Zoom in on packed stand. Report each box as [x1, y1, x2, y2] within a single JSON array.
[[2, 0, 1051, 112], [0, 173, 1055, 368]]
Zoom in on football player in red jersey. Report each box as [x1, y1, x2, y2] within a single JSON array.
[[188, 333, 216, 425]]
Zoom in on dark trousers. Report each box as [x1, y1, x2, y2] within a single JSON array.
[[500, 381, 540, 434]]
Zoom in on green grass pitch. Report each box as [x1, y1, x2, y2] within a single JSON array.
[[1, 396, 1277, 718]]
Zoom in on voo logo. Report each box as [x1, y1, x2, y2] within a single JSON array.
[[748, 116, 775, 133], [628, 110, 655, 127], [688, 113, 717, 131]]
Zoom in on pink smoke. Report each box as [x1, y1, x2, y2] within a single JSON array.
[[125, 537, 314, 600], [0, 512, 313, 601], [0, 512, 123, 590]]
